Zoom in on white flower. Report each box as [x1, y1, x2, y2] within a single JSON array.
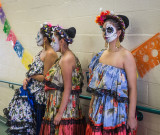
[[99, 8, 103, 12], [40, 24, 43, 28], [110, 11, 115, 15]]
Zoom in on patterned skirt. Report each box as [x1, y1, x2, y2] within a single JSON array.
[[39, 89, 86, 135], [85, 92, 137, 135], [3, 86, 35, 135], [3, 83, 46, 135]]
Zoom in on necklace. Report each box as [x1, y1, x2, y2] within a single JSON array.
[[108, 46, 121, 52]]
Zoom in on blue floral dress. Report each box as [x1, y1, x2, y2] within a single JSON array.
[[4, 51, 46, 135], [86, 50, 132, 135]]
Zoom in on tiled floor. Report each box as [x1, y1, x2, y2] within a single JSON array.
[[0, 121, 7, 135]]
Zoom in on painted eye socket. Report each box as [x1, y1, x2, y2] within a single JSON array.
[[106, 27, 114, 33], [102, 28, 106, 32]]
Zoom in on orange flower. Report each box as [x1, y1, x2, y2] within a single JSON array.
[[89, 68, 92, 74], [95, 10, 111, 26]]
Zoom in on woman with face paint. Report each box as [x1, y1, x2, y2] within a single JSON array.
[[3, 23, 58, 135], [86, 10, 137, 135], [39, 26, 86, 135]]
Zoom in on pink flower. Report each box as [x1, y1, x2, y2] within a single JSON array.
[[47, 22, 52, 27]]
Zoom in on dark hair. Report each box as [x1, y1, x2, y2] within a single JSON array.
[[40, 25, 53, 43], [64, 27, 76, 38], [55, 27, 76, 44], [117, 15, 129, 29]]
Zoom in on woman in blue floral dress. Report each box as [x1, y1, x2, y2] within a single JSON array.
[[86, 10, 137, 135], [4, 23, 58, 135]]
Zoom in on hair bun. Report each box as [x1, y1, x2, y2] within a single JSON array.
[[64, 27, 76, 38], [117, 15, 129, 29]]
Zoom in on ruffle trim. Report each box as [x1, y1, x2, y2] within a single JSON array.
[[42, 117, 86, 125], [61, 117, 86, 125], [87, 87, 129, 103], [3, 87, 36, 135], [3, 107, 35, 126], [86, 118, 134, 134], [40, 118, 56, 134], [6, 128, 35, 135], [40, 117, 86, 135], [4, 119, 35, 135]]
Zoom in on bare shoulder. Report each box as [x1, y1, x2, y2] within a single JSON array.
[[120, 47, 136, 69], [62, 51, 75, 63], [46, 49, 58, 58], [120, 48, 135, 61]]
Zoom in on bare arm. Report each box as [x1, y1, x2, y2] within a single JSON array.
[[124, 51, 137, 132], [89, 94, 95, 114], [54, 55, 75, 125], [90, 95, 95, 107]]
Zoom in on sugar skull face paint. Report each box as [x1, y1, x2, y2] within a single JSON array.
[[51, 34, 60, 52], [36, 31, 44, 46], [103, 23, 117, 43]]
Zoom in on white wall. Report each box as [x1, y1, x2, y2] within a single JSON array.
[[0, 0, 160, 134]]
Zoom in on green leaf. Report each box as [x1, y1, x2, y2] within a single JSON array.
[[3, 19, 11, 35]]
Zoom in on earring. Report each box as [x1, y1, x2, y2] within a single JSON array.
[[116, 39, 120, 48], [44, 41, 46, 50], [105, 42, 109, 49]]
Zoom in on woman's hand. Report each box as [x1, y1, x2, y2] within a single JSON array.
[[127, 117, 137, 134], [23, 78, 30, 90], [54, 112, 63, 125]]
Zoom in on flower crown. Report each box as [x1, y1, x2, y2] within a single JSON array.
[[52, 26, 73, 44], [95, 10, 126, 42], [41, 22, 53, 41]]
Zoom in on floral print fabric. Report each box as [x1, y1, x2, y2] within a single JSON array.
[[40, 56, 86, 135], [26, 51, 45, 104], [86, 50, 133, 135], [4, 51, 45, 134]]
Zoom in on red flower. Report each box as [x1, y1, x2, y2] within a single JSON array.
[[72, 101, 76, 108], [113, 99, 118, 107], [53, 99, 56, 106], [75, 85, 80, 90], [76, 68, 80, 72], [95, 10, 111, 26]]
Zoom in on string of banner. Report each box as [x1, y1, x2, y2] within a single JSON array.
[[0, 2, 160, 77], [0, 2, 33, 70]]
